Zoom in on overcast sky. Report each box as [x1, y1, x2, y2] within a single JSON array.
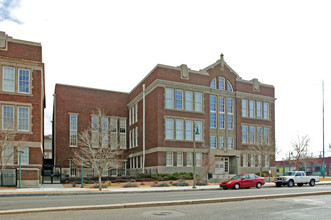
[[1, 0, 330, 159]]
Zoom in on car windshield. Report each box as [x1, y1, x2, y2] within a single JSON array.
[[230, 175, 243, 180], [285, 171, 296, 176]]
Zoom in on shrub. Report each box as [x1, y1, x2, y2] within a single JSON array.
[[122, 182, 138, 188], [90, 184, 108, 189], [104, 181, 112, 186], [171, 179, 189, 186], [151, 182, 170, 187]]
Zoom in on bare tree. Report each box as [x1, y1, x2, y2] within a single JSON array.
[[73, 109, 124, 191], [249, 143, 274, 177], [0, 126, 26, 177], [291, 135, 310, 171]]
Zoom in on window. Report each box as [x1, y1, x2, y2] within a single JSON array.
[[18, 69, 30, 93], [185, 91, 193, 111], [227, 98, 233, 129], [177, 152, 183, 166], [257, 127, 262, 144], [251, 155, 255, 167], [165, 118, 174, 139], [258, 155, 262, 166], [175, 90, 183, 110], [135, 127, 138, 147], [135, 104, 138, 123], [69, 114, 78, 146], [110, 118, 118, 148], [119, 119, 126, 149], [210, 136, 216, 149], [102, 117, 108, 148], [218, 77, 225, 90], [2, 67, 15, 92], [242, 99, 248, 117], [249, 100, 255, 118], [175, 119, 184, 140], [194, 92, 202, 112], [228, 137, 234, 149], [2, 105, 14, 130], [91, 116, 99, 147], [196, 153, 202, 167], [187, 152, 193, 166], [242, 126, 248, 143], [219, 97, 225, 129], [256, 101, 262, 119], [165, 88, 174, 108], [263, 102, 269, 119], [227, 80, 233, 92], [166, 152, 173, 166], [210, 96, 216, 128], [219, 137, 225, 149], [243, 154, 248, 167], [194, 121, 202, 141], [264, 127, 269, 144], [18, 107, 29, 131], [18, 147, 29, 165], [185, 120, 193, 140], [249, 126, 255, 144], [265, 155, 269, 167], [2, 148, 14, 164], [210, 78, 216, 88]]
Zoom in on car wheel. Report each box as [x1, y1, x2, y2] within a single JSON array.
[[288, 180, 294, 187], [297, 183, 303, 187], [276, 183, 282, 187], [234, 183, 240, 190], [256, 182, 262, 189], [309, 179, 315, 187]]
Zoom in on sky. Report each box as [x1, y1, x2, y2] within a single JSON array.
[[1, 0, 330, 159]]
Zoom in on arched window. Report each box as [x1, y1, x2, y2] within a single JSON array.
[[210, 78, 216, 89], [227, 81, 233, 92]]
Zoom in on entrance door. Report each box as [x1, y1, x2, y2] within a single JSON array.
[[215, 157, 229, 175]]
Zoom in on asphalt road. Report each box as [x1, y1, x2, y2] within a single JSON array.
[[1, 185, 331, 212], [2, 194, 331, 220]]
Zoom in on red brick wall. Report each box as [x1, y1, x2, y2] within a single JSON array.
[[0, 41, 42, 62], [55, 84, 129, 167]]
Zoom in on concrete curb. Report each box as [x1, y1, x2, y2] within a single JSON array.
[[1, 190, 331, 215]]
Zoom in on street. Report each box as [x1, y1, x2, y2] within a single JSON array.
[[2, 194, 331, 220], [0, 185, 331, 212]]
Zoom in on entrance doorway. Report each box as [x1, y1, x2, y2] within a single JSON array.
[[42, 165, 62, 184], [215, 157, 229, 175]]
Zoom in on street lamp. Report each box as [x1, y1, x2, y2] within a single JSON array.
[[18, 150, 24, 189], [79, 153, 85, 188], [192, 124, 200, 189]]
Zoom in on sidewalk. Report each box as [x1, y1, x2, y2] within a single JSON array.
[[1, 181, 330, 197]]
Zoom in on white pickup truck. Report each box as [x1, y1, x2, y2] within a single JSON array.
[[274, 171, 320, 187]]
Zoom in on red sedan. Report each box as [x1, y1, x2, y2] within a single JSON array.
[[220, 174, 265, 190]]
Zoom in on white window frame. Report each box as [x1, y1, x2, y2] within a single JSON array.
[[175, 119, 184, 140], [194, 92, 202, 112], [243, 154, 248, 167], [185, 91, 193, 111], [242, 99, 248, 117], [165, 118, 174, 139], [210, 136, 217, 149], [186, 152, 193, 167], [18, 68, 30, 94], [18, 147, 29, 165], [165, 88, 174, 109], [249, 100, 255, 118], [166, 152, 173, 166], [175, 89, 183, 110], [17, 106, 29, 132], [177, 152, 183, 167], [196, 153, 202, 167], [263, 102, 269, 119], [2, 105, 14, 130], [2, 66, 15, 92], [219, 97, 225, 129], [250, 154, 255, 167]]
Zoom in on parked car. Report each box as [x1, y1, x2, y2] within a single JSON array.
[[220, 174, 265, 190], [274, 171, 320, 187]]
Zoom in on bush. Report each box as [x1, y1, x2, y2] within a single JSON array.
[[171, 179, 189, 186], [122, 182, 138, 188], [90, 184, 108, 189], [151, 182, 170, 187]]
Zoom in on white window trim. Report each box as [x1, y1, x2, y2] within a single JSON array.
[[18, 68, 31, 94]]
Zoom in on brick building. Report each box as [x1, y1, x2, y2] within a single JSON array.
[[0, 32, 45, 187], [54, 54, 275, 179]]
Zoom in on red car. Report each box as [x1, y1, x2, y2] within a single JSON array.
[[220, 174, 265, 190]]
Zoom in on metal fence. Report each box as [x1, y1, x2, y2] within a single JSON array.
[[0, 169, 17, 186]]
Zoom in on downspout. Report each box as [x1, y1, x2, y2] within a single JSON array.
[[142, 84, 146, 173]]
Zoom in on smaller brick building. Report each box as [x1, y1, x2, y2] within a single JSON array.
[[0, 32, 45, 187]]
